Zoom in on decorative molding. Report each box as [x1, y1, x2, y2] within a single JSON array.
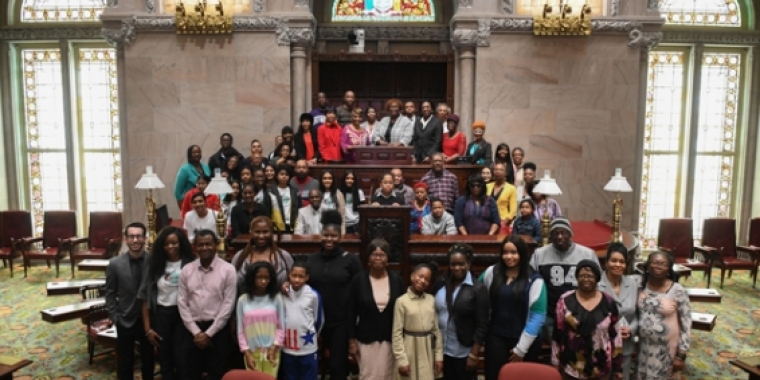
[[591, 20, 642, 32], [459, 0, 473, 8], [254, 0, 266, 12], [312, 53, 453, 62], [628, 30, 662, 51], [145, 0, 156, 13], [133, 16, 175, 30], [611, 0, 620, 16], [451, 18, 490, 47], [102, 17, 137, 47], [489, 17, 532, 31], [648, 0, 660, 10], [502, 0, 514, 14], [662, 30, 760, 44], [316, 26, 449, 40], [0, 27, 102, 40], [277, 24, 315, 46], [233, 16, 283, 30], [294, 0, 310, 6]]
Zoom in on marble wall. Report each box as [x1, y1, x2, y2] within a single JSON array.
[[123, 32, 291, 222], [475, 34, 640, 229]]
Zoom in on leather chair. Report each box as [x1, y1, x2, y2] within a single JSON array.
[[155, 204, 170, 232], [658, 218, 713, 287], [499, 362, 561, 380], [0, 211, 32, 278], [86, 303, 115, 364], [19, 210, 77, 278], [68, 212, 123, 278], [697, 218, 759, 288]]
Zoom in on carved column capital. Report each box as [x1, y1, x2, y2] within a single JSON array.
[[101, 16, 137, 47], [450, 19, 490, 47], [277, 21, 316, 47]]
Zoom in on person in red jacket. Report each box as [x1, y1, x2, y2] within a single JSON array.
[[318, 109, 343, 162]]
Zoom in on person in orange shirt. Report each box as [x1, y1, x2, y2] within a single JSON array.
[[318, 109, 343, 162]]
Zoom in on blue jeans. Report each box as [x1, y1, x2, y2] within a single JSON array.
[[281, 352, 318, 380]]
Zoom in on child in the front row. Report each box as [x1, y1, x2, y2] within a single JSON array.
[[281, 262, 324, 380], [236, 262, 284, 376], [512, 198, 542, 243], [392, 263, 443, 379]]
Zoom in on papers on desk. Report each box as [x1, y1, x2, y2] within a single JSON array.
[[0, 355, 23, 366]]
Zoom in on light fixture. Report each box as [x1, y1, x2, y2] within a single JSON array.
[[534, 0, 592, 36], [203, 169, 233, 256], [135, 165, 165, 250], [532, 170, 563, 246], [175, 0, 233, 35], [603, 168, 633, 243]]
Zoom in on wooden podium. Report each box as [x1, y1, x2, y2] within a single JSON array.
[[353, 146, 414, 165]]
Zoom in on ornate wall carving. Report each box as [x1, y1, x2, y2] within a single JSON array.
[[502, 0, 514, 13], [102, 18, 137, 47], [662, 30, 760, 44], [459, 0, 473, 8], [610, 0, 620, 16], [277, 24, 315, 46], [254, 0, 266, 12], [628, 30, 662, 51], [316, 26, 449, 41], [145, 0, 156, 13], [451, 19, 491, 47], [489, 17, 532, 31]]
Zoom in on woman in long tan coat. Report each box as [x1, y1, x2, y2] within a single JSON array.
[[392, 264, 443, 380]]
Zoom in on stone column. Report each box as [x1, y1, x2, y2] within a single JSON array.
[[457, 46, 476, 137], [291, 44, 309, 127], [683, 43, 704, 218]]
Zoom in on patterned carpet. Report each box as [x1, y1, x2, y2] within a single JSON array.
[[1, 261, 760, 379]]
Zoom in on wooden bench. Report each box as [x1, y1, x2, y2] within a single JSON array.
[[78, 259, 109, 272], [40, 298, 105, 323], [47, 279, 106, 296], [687, 288, 722, 303], [691, 312, 717, 331]]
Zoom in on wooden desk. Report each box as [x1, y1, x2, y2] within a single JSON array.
[[686, 288, 721, 303], [41, 298, 105, 323], [308, 163, 482, 197], [47, 279, 106, 296], [78, 259, 109, 272], [731, 355, 760, 380], [353, 146, 414, 165], [691, 312, 717, 331], [0, 358, 32, 380]]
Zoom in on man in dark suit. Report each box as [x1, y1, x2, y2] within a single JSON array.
[[411, 101, 443, 163], [105, 222, 154, 380]]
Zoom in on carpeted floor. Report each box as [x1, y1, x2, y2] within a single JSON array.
[[1, 261, 760, 379]]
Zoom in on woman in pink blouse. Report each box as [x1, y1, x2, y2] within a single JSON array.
[[340, 107, 370, 163]]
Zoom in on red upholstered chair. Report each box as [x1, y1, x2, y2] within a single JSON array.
[[498, 362, 561, 380], [658, 218, 713, 287], [221, 370, 275, 380], [748, 218, 760, 247], [0, 211, 32, 278], [697, 218, 759, 288], [68, 212, 123, 278], [19, 211, 77, 278]]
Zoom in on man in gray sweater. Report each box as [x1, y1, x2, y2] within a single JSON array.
[[421, 197, 457, 235]]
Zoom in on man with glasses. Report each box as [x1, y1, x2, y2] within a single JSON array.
[[529, 218, 599, 341], [105, 222, 154, 380]]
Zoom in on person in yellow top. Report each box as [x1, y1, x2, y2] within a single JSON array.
[[486, 162, 517, 234]]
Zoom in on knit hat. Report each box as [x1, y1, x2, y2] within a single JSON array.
[[575, 259, 602, 282], [447, 114, 460, 123], [472, 120, 486, 130], [413, 182, 428, 191], [549, 217, 573, 236]]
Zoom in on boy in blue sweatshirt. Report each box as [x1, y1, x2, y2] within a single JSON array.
[[512, 198, 542, 243], [282, 261, 324, 380]]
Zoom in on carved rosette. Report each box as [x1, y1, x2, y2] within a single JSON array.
[[102, 17, 137, 47]]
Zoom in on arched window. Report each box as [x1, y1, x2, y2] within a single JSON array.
[[657, 0, 741, 27], [639, 1, 750, 246], [21, 0, 105, 22]]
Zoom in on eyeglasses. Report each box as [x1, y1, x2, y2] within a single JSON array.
[[126, 234, 144, 240]]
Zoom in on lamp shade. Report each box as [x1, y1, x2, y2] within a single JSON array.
[[135, 165, 165, 189], [532, 170, 562, 195], [603, 168, 633, 193], [205, 169, 233, 195]]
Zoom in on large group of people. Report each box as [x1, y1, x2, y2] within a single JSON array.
[[102, 92, 687, 380], [172, 90, 557, 242], [106, 216, 691, 380]]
